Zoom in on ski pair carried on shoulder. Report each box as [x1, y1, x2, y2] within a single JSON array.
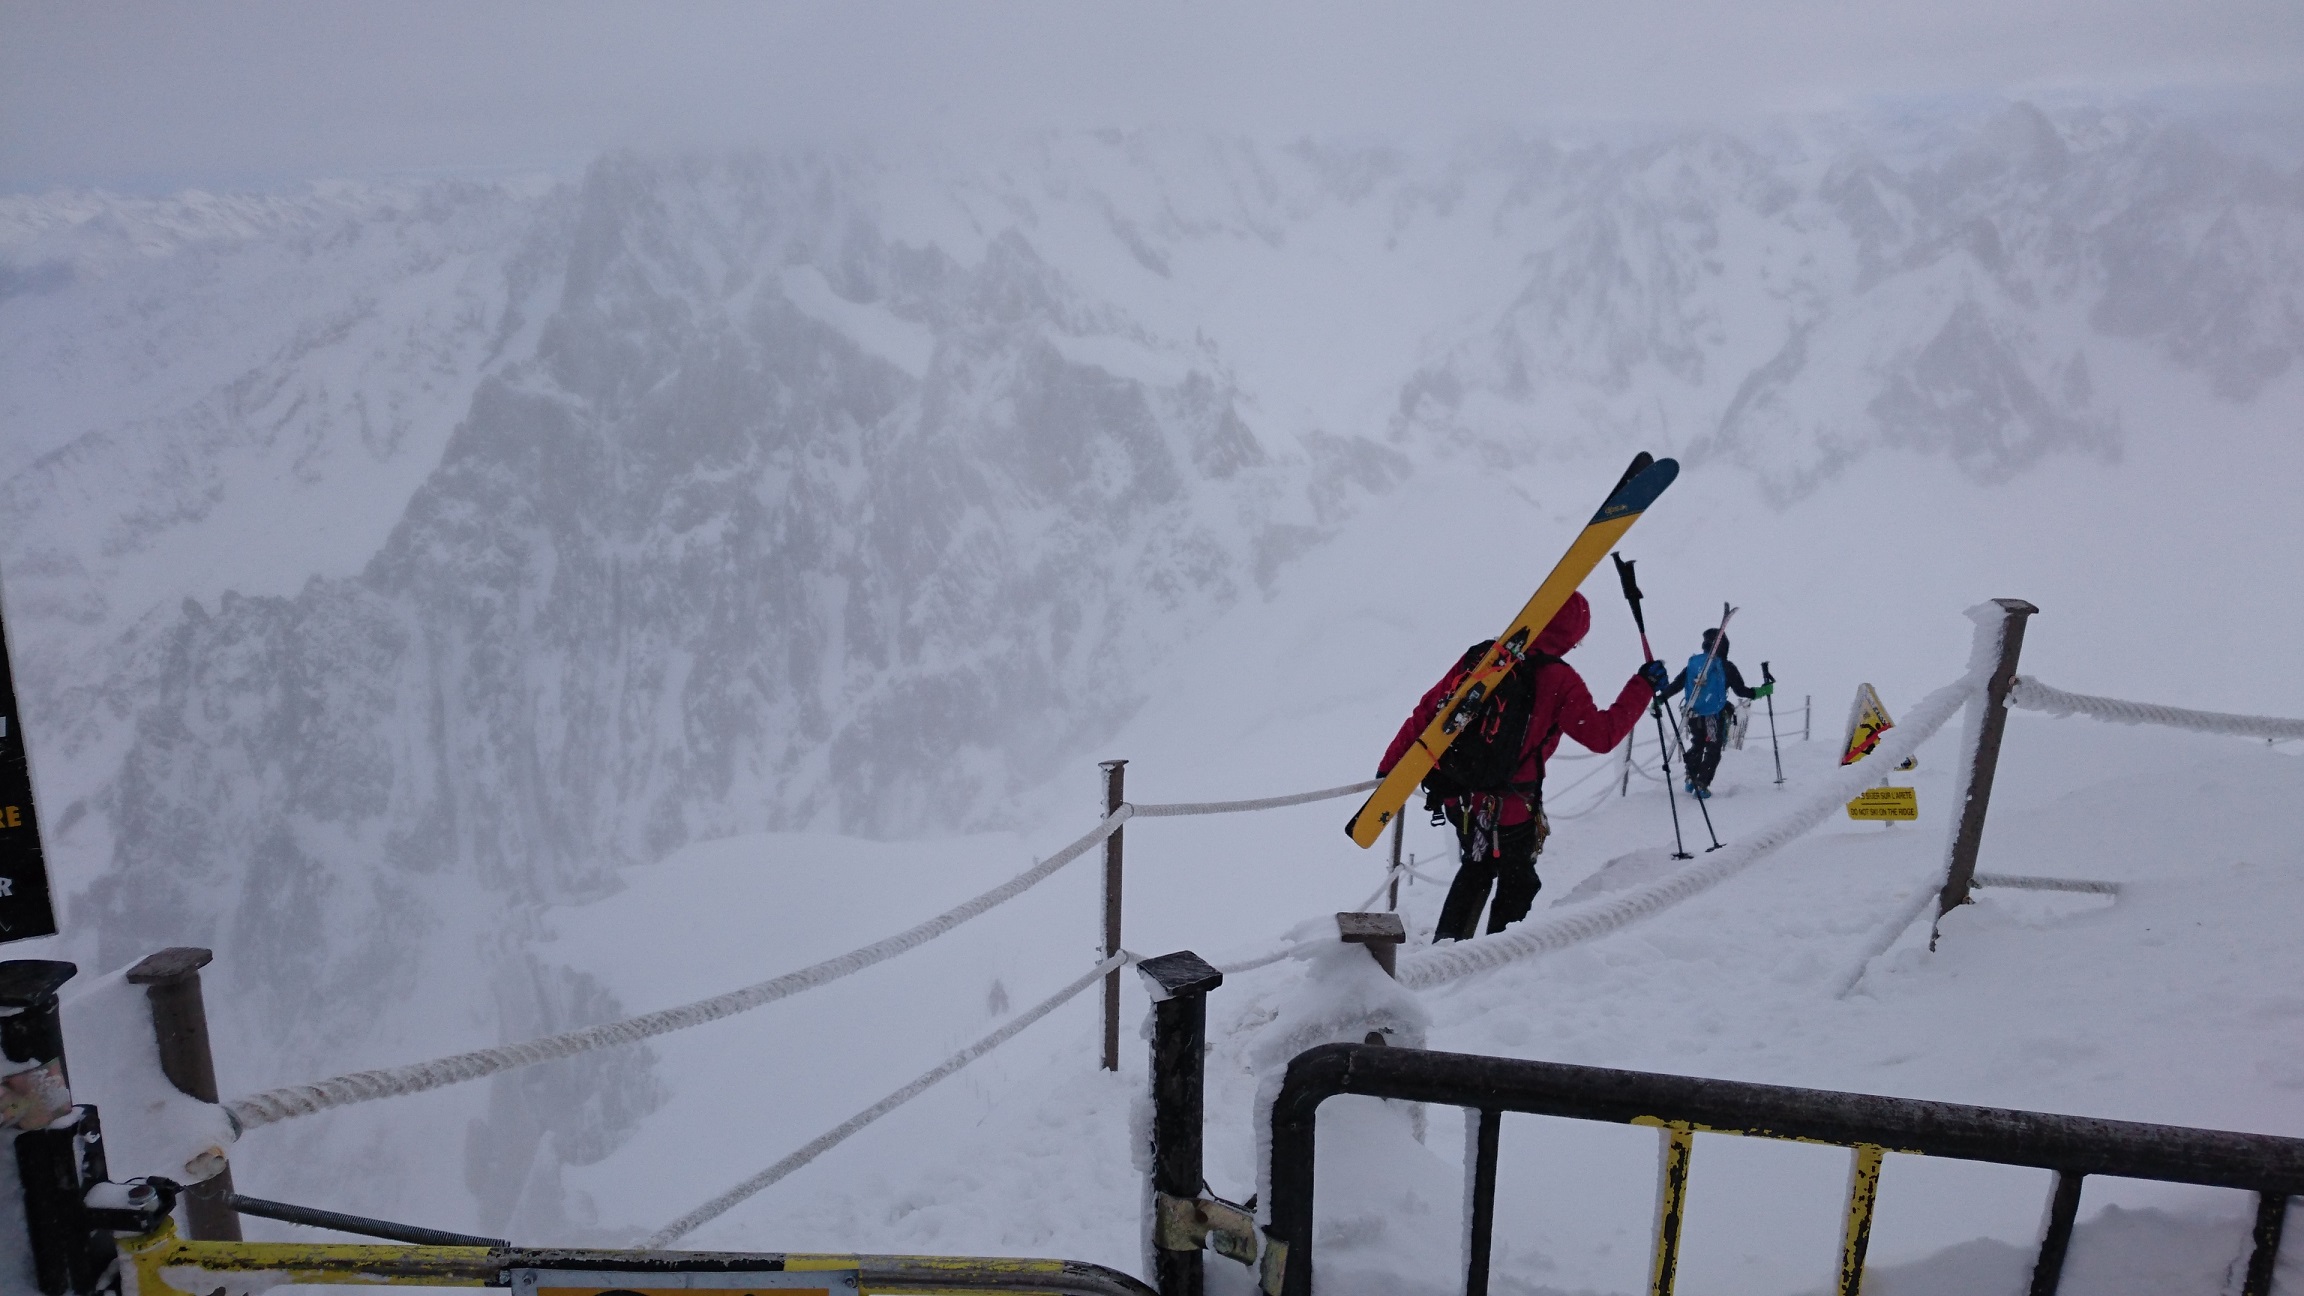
[[1345, 452, 1680, 848]]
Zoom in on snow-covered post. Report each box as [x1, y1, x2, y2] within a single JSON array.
[[1139, 951, 1224, 1296], [1102, 760, 1127, 1072], [124, 948, 239, 1241], [0, 959, 103, 1295], [1250, 927, 1433, 1296], [1336, 912, 1405, 979], [1934, 599, 2038, 945]]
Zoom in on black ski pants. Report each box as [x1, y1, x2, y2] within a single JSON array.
[[1686, 706, 1733, 790], [1436, 810, 1546, 941]]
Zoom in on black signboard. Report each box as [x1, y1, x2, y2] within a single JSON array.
[[0, 606, 57, 943]]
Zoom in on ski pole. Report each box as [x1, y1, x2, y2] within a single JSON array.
[[1611, 552, 1658, 662], [1612, 553, 1691, 858], [1651, 700, 1691, 859], [1762, 661, 1784, 785]]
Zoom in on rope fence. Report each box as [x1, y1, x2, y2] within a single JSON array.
[[228, 776, 1384, 1131], [2008, 677, 2304, 742], [1973, 872, 2121, 896], [1128, 778, 1377, 818], [644, 951, 1131, 1247], [226, 809, 1130, 1130]]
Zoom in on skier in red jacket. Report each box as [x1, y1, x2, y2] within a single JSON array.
[[1379, 590, 1664, 941]]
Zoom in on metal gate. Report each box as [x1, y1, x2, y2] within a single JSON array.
[[1263, 1042, 2304, 1296]]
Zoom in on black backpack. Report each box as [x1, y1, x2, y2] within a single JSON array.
[[1420, 638, 1554, 804]]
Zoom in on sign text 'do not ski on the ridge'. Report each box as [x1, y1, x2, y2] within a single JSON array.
[[1846, 787, 1919, 821]]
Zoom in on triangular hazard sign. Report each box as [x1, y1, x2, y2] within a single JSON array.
[[1840, 683, 1917, 770]]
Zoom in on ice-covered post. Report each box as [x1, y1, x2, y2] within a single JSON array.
[[1101, 760, 1127, 1073], [124, 948, 239, 1241], [1139, 951, 1224, 1296], [1934, 599, 2039, 944]]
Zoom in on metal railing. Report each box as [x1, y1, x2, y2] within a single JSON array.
[[1263, 1042, 2304, 1296]]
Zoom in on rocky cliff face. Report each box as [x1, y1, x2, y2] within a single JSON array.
[[1, 105, 2296, 1227], [1391, 105, 2303, 499]]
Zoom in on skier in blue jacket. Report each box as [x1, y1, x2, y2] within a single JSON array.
[[1657, 629, 1771, 798]]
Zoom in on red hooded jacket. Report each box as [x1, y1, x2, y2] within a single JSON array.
[[1377, 591, 1652, 825]]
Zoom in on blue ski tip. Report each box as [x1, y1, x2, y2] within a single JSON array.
[[1591, 457, 1678, 524]]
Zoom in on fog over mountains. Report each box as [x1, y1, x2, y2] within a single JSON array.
[[1, 101, 2299, 1227]]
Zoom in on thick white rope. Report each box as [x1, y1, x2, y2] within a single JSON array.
[[1837, 872, 2119, 997], [227, 809, 1134, 1130], [1399, 861, 1452, 887], [1544, 749, 1624, 799], [1352, 872, 1401, 915], [643, 951, 1129, 1248], [226, 772, 1381, 1129], [1128, 778, 1378, 818], [1396, 663, 1989, 990], [2007, 677, 2304, 742], [1215, 947, 1297, 975], [1834, 882, 1941, 998], [1541, 794, 1609, 823], [1973, 872, 2120, 896]]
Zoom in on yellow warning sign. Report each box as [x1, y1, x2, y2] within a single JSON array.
[[1846, 787, 1919, 820], [1839, 683, 1916, 771]]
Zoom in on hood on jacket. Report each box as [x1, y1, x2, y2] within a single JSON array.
[[1534, 590, 1591, 657]]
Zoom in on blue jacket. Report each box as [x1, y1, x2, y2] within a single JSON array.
[[1661, 654, 1753, 717]]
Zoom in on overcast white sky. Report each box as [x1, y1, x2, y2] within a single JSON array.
[[4, 0, 2301, 191]]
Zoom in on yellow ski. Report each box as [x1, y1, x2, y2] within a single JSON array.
[[1346, 453, 1680, 847]]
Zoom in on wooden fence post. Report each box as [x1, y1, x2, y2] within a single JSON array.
[[1100, 760, 1126, 1072], [125, 947, 241, 1241], [1934, 599, 2039, 946]]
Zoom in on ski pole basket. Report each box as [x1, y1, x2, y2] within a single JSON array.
[[1262, 1042, 2304, 1296]]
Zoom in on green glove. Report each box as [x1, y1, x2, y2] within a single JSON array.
[[1752, 682, 1774, 699]]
